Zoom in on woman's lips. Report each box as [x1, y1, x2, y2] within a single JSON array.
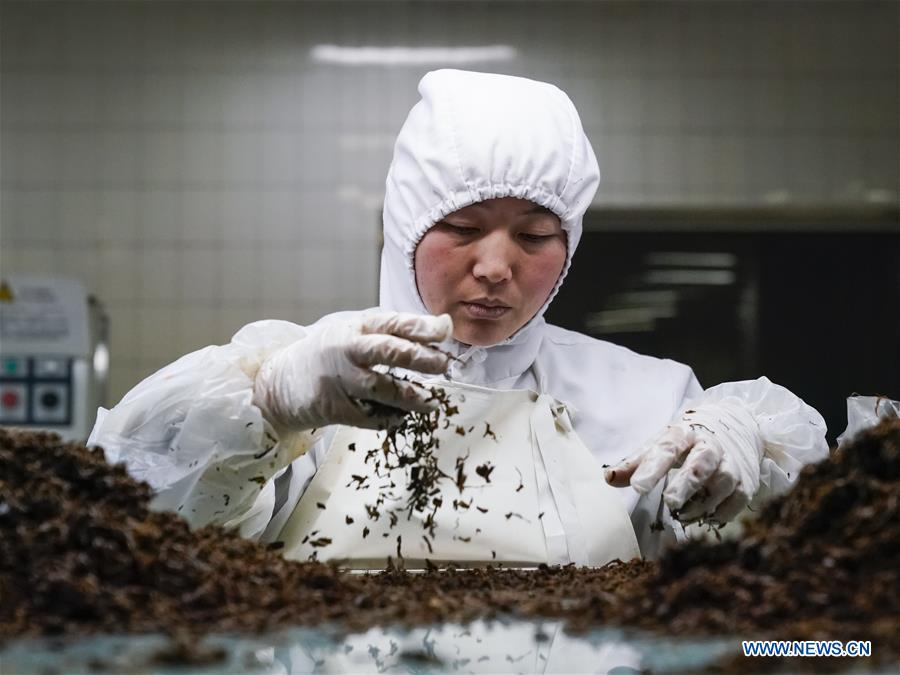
[[461, 302, 511, 319]]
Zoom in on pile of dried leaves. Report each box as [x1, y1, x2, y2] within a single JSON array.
[[611, 419, 899, 637], [0, 428, 650, 640], [601, 417, 900, 670], [0, 429, 364, 637], [1, 417, 898, 670]]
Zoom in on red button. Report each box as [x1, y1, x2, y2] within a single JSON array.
[[1, 390, 19, 408]]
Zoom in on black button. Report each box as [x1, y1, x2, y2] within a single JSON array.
[[40, 391, 60, 409]]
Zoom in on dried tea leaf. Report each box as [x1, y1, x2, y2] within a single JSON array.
[[475, 462, 494, 483]]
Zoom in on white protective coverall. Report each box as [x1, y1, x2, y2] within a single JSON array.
[[88, 70, 828, 560]]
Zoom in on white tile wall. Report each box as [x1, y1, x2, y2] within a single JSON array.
[[1, 1, 897, 403]]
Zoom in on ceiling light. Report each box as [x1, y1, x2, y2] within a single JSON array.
[[311, 45, 517, 66], [643, 270, 736, 286]]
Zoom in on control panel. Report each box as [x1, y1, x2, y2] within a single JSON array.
[[0, 355, 73, 427]]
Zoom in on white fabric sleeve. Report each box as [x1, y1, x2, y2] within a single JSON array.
[[689, 375, 829, 507], [87, 320, 323, 539]]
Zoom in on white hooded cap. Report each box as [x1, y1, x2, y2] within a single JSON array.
[[379, 69, 600, 342]]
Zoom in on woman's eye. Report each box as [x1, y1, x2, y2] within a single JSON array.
[[443, 223, 478, 235], [520, 233, 554, 243]]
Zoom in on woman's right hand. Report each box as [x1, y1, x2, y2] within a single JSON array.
[[252, 312, 453, 431]]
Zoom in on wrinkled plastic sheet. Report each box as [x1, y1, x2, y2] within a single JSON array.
[[837, 395, 900, 448], [1, 619, 739, 674]]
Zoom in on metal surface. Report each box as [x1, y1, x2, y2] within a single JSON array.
[[0, 619, 739, 674]]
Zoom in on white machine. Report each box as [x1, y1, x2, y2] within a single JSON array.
[[0, 277, 108, 442]]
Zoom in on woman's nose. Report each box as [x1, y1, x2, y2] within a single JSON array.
[[471, 234, 514, 284]]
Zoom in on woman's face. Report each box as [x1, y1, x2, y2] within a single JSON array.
[[414, 197, 567, 346]]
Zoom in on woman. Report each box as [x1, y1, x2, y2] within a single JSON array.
[[89, 70, 827, 566]]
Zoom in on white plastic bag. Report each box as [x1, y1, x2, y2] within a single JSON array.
[[87, 320, 320, 537], [836, 395, 900, 448]]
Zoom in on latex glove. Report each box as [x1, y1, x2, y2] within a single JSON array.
[[605, 402, 764, 523], [253, 312, 453, 432]]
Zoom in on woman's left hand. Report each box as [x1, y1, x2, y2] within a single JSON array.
[[604, 401, 765, 523], [606, 377, 828, 524]]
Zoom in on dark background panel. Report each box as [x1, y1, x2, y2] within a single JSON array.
[[757, 234, 900, 441], [547, 226, 900, 444]]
